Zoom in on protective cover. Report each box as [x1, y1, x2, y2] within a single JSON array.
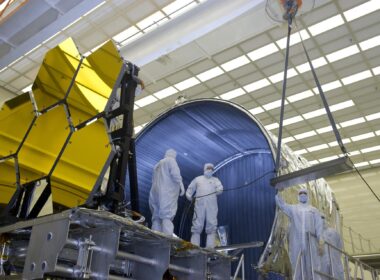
[[131, 99, 338, 279]]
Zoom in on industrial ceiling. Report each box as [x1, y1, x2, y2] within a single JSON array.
[[0, 0, 379, 251]]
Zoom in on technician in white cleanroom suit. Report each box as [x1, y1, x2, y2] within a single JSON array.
[[275, 189, 324, 280], [321, 217, 344, 280], [186, 163, 223, 248], [149, 149, 185, 235]]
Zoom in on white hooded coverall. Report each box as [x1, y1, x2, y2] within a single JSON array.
[[186, 163, 223, 248], [275, 191, 323, 280], [149, 149, 184, 235], [321, 226, 344, 280]]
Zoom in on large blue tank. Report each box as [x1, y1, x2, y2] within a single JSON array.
[[127, 99, 338, 279]]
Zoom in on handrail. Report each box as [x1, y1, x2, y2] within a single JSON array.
[[291, 232, 379, 280], [342, 225, 379, 255]]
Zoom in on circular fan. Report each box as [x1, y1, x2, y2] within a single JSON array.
[[266, 0, 315, 23]]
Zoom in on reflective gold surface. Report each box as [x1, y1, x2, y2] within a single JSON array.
[[0, 38, 123, 207]]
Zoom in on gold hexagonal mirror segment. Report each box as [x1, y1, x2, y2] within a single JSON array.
[[17, 105, 71, 184], [0, 93, 35, 158], [32, 38, 81, 111], [50, 119, 111, 207], [66, 40, 123, 126]]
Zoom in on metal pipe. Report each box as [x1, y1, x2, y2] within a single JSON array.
[[232, 254, 244, 280], [359, 262, 364, 280], [242, 254, 245, 280], [117, 252, 192, 275], [349, 227, 355, 254], [359, 234, 364, 252], [54, 264, 75, 277], [116, 251, 156, 266], [168, 263, 193, 275], [344, 255, 351, 280]]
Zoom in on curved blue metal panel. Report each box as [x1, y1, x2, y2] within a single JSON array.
[[128, 99, 277, 279]]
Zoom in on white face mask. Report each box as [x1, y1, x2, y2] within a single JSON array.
[[204, 170, 213, 178], [298, 193, 308, 204]]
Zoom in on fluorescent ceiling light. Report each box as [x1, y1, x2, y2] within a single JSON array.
[[137, 11, 166, 30], [349, 150, 361, 156], [154, 86, 178, 99], [354, 161, 369, 168], [174, 77, 200, 91], [243, 78, 270, 93], [339, 117, 365, 128], [296, 57, 327, 73], [328, 138, 350, 147], [319, 155, 339, 162], [372, 66, 380, 76], [294, 130, 317, 140], [169, 2, 197, 18], [22, 84, 32, 93], [276, 29, 310, 49], [196, 66, 224, 82], [287, 90, 314, 103], [307, 144, 329, 152], [220, 88, 245, 100], [265, 123, 279, 130], [283, 115, 303, 126], [295, 149, 308, 155], [221, 55, 250, 72], [135, 95, 158, 107], [370, 159, 380, 164], [376, 130, 380, 136], [163, 0, 193, 15], [326, 45, 360, 63], [309, 160, 319, 165], [269, 68, 297, 84], [303, 108, 326, 120], [134, 104, 139, 110], [313, 80, 342, 94], [283, 136, 295, 143], [263, 99, 288, 111], [359, 35, 380, 51], [317, 126, 333, 134], [344, 0, 380, 22], [341, 70, 373, 85], [361, 145, 380, 153], [366, 112, 380, 121], [330, 100, 355, 111], [308, 15, 345, 36], [113, 26, 140, 42], [247, 43, 278, 61], [249, 107, 264, 115], [351, 132, 375, 142]]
